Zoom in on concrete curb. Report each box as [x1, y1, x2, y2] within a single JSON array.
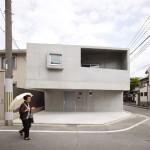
[[0, 114, 149, 133]]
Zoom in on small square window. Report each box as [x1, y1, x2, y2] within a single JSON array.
[[144, 92, 147, 96], [140, 92, 143, 96], [50, 54, 62, 65], [89, 91, 93, 96], [47, 53, 63, 70], [1, 57, 6, 69], [1, 56, 16, 70], [78, 92, 82, 95]]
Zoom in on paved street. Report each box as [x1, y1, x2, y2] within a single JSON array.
[[0, 105, 150, 150]]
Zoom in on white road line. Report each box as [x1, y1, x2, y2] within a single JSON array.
[[0, 116, 149, 134]]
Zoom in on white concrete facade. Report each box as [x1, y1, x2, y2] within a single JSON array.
[[26, 43, 130, 112]]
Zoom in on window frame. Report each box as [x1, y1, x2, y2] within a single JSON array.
[[140, 92, 143, 96], [144, 92, 147, 96], [1, 56, 17, 70], [49, 53, 62, 65]]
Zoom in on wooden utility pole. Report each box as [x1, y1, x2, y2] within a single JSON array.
[[5, 0, 13, 126]]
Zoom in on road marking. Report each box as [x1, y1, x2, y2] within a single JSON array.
[[0, 116, 149, 134]]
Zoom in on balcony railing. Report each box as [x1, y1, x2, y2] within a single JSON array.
[[81, 64, 102, 68]]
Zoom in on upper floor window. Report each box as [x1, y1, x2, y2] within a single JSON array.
[[47, 53, 63, 70], [1, 56, 17, 70], [50, 54, 62, 65], [140, 92, 143, 96], [144, 92, 147, 96]]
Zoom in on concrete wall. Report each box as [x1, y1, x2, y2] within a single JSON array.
[[0, 71, 5, 120], [45, 91, 64, 111], [45, 90, 123, 112], [26, 43, 130, 91], [140, 86, 150, 102]]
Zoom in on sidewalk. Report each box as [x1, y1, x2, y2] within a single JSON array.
[[14, 111, 131, 125], [0, 113, 148, 132]]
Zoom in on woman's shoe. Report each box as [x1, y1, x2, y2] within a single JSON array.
[[19, 131, 23, 136], [24, 137, 31, 140]]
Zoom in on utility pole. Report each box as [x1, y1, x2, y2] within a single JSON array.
[[5, 0, 13, 126]]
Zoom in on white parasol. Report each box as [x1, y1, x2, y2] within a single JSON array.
[[10, 92, 33, 112]]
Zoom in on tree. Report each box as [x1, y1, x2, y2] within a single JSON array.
[[130, 77, 140, 102], [130, 77, 140, 90]]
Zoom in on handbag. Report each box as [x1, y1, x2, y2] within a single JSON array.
[[29, 113, 34, 123]]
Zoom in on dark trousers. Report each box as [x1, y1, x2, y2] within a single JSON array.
[[20, 119, 31, 138]]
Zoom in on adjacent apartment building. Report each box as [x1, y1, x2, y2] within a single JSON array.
[[0, 50, 26, 120], [26, 43, 130, 112], [0, 49, 26, 88], [0, 49, 45, 120]]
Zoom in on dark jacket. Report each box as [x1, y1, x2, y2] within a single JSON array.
[[19, 102, 32, 120]]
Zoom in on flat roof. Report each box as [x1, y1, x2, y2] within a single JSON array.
[[27, 43, 129, 51]]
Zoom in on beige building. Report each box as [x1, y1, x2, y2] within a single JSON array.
[[135, 75, 150, 106], [0, 50, 26, 121], [0, 49, 26, 88]]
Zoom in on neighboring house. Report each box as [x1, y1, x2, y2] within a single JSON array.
[[135, 71, 150, 106], [0, 49, 45, 121], [0, 49, 26, 88], [139, 77, 149, 104], [26, 43, 130, 112]]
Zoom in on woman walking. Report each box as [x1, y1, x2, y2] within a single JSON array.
[[19, 95, 34, 140]]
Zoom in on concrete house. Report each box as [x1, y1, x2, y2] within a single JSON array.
[[26, 43, 130, 112]]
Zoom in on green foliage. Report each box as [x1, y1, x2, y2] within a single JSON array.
[[130, 77, 140, 90]]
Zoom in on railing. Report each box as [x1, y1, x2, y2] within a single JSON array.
[[81, 64, 102, 68], [81, 64, 127, 70]]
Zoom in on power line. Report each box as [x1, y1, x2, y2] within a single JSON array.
[[128, 16, 150, 48], [129, 16, 150, 75], [131, 40, 150, 58], [131, 63, 150, 74], [0, 7, 20, 50], [129, 22, 150, 49], [130, 35, 150, 55], [0, 25, 20, 49], [130, 40, 150, 61]]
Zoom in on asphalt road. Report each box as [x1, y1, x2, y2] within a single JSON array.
[[0, 105, 150, 150], [124, 105, 150, 117]]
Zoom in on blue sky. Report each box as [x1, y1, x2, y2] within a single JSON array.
[[0, 0, 150, 77]]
